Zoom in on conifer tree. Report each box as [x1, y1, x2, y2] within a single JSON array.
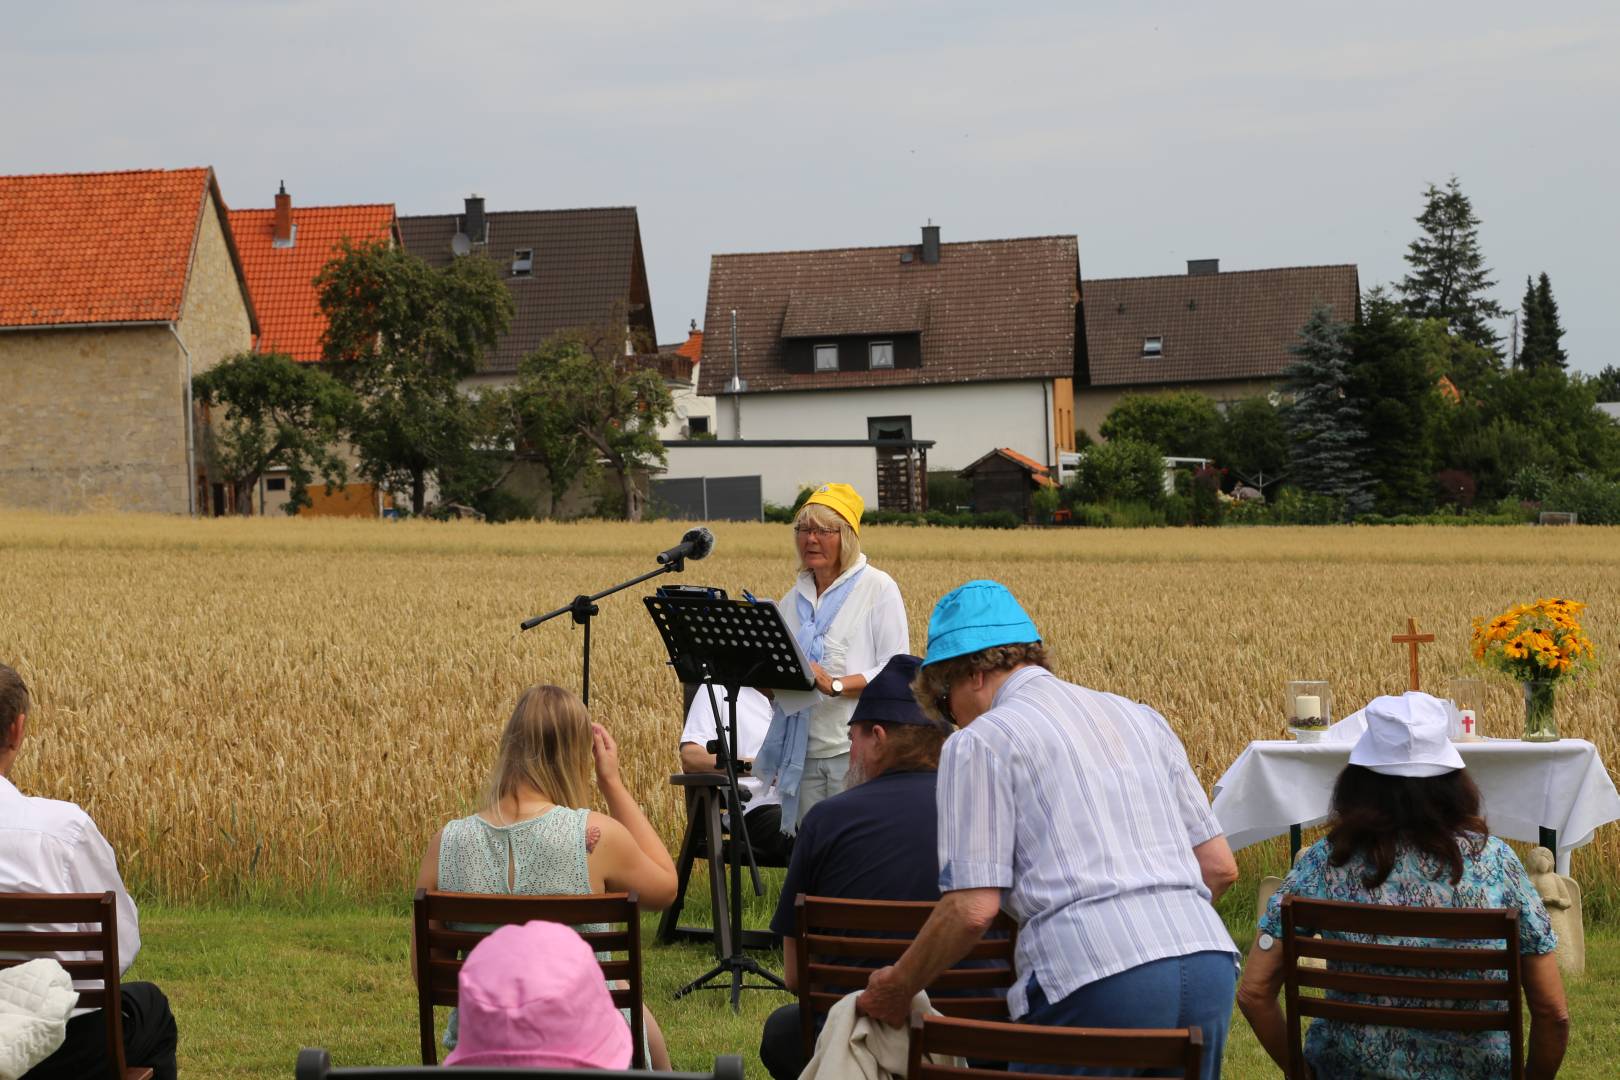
[[1398, 176, 1506, 353], [1282, 305, 1373, 516], [1518, 272, 1568, 372]]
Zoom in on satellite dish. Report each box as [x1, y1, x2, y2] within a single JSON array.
[[450, 232, 472, 257]]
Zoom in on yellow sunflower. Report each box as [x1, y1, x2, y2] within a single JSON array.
[[1503, 635, 1531, 660]]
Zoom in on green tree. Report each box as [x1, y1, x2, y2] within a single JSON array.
[[1099, 391, 1223, 457], [1218, 396, 1289, 490], [515, 320, 674, 521], [1068, 437, 1165, 506], [1282, 305, 1372, 515], [1347, 288, 1440, 514], [316, 239, 513, 514], [1593, 365, 1620, 403], [1398, 176, 1506, 352], [192, 351, 355, 514], [1517, 272, 1568, 373]]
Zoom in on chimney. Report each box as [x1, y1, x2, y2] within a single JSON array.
[[920, 223, 940, 265], [464, 195, 486, 244], [1187, 258, 1219, 276], [272, 180, 295, 249]]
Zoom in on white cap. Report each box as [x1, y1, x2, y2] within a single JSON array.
[[1347, 692, 1466, 778]]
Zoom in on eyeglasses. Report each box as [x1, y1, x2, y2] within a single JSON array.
[[934, 690, 956, 725], [793, 525, 840, 537]]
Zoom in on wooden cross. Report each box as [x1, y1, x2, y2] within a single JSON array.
[[1392, 617, 1436, 691]]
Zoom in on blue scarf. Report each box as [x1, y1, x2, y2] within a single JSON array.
[[754, 563, 866, 834]]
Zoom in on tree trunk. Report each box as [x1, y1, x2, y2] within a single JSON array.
[[412, 469, 427, 515], [235, 478, 256, 516], [617, 468, 643, 522]]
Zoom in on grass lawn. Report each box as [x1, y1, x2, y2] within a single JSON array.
[[133, 884, 1617, 1079]]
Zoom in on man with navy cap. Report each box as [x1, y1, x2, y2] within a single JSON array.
[[758, 653, 951, 1080], [857, 581, 1240, 1079]]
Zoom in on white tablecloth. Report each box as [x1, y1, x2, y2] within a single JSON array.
[[1211, 738, 1620, 874]]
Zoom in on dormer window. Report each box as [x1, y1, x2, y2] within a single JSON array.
[[512, 249, 534, 276], [814, 344, 839, 372], [1142, 336, 1164, 358], [869, 341, 894, 369]]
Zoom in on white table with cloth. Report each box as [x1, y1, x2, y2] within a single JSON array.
[[1211, 737, 1620, 875]]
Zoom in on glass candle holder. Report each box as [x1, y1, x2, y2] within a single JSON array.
[[1285, 680, 1333, 740], [1447, 676, 1486, 741]]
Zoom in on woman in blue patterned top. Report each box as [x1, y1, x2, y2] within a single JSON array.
[[1237, 692, 1570, 1079]]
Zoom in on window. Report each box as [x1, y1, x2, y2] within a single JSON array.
[[814, 344, 839, 372], [868, 415, 912, 442], [869, 341, 894, 369], [266, 477, 287, 492], [511, 249, 534, 276], [1142, 336, 1164, 358], [688, 416, 710, 435]]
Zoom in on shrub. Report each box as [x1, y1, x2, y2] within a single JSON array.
[[1266, 486, 1341, 525], [1162, 493, 1191, 527], [1434, 469, 1477, 508], [926, 471, 972, 512], [1070, 438, 1164, 506], [1189, 466, 1226, 526], [1510, 464, 1556, 503], [1545, 474, 1620, 525], [1100, 391, 1223, 456], [1031, 486, 1062, 524]]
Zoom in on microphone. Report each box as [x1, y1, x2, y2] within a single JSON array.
[[657, 527, 715, 565]]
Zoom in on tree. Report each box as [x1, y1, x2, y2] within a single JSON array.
[[316, 239, 513, 513], [192, 351, 355, 514], [1281, 305, 1372, 515], [1219, 396, 1289, 489], [515, 320, 674, 521], [1593, 365, 1620, 403], [1098, 391, 1224, 457], [1398, 176, 1506, 352], [1347, 288, 1440, 514], [1517, 272, 1568, 373], [1068, 437, 1164, 506]]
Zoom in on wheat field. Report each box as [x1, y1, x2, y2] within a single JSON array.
[[1, 511, 1616, 904]]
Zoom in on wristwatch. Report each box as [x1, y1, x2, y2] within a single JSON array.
[[830, 678, 845, 695]]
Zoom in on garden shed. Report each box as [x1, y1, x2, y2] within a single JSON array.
[[960, 447, 1056, 522]]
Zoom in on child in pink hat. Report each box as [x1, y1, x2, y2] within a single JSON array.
[[445, 921, 632, 1069]]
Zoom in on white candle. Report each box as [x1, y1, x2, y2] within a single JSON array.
[[1460, 709, 1476, 736], [1294, 695, 1322, 722]]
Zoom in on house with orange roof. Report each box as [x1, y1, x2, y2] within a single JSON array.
[[226, 183, 399, 515], [653, 322, 713, 439], [0, 167, 256, 515]]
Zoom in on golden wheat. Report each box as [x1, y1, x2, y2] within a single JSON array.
[[1, 511, 1616, 901]]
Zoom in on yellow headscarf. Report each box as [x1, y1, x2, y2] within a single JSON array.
[[805, 483, 864, 534]]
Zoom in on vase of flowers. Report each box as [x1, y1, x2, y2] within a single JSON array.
[[1471, 597, 1596, 742]]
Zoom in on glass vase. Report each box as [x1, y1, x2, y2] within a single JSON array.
[[1521, 679, 1560, 742]]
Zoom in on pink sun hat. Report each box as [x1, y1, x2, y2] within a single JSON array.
[[444, 920, 632, 1070]]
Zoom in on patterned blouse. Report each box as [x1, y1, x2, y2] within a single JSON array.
[[1259, 835, 1556, 1079]]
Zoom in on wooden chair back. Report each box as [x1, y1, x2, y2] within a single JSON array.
[[1280, 895, 1524, 1080], [296, 1046, 744, 1080], [0, 890, 151, 1080], [793, 895, 1018, 1059], [411, 888, 644, 1068], [906, 1014, 1203, 1078]]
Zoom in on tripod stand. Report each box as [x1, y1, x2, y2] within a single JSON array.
[[644, 593, 814, 1009]]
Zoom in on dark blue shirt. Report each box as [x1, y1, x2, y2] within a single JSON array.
[[770, 769, 940, 938]]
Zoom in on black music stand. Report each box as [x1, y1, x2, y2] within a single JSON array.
[[644, 594, 814, 1009]]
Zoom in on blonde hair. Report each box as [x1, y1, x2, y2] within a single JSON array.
[[483, 684, 594, 811], [794, 501, 862, 576]]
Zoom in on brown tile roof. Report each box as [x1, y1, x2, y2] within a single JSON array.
[[229, 201, 398, 362], [398, 206, 652, 375], [0, 166, 256, 332], [696, 235, 1079, 396], [1082, 264, 1358, 387]]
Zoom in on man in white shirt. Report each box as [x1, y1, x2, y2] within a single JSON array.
[[0, 664, 177, 1080], [679, 684, 795, 865]]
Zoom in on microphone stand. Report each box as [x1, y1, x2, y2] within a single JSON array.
[[520, 557, 686, 706]]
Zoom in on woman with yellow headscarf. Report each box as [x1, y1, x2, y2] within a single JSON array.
[[753, 483, 910, 829]]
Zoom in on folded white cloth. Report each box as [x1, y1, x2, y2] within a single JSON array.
[[799, 991, 962, 1080], [0, 959, 79, 1080], [1327, 707, 1366, 742]]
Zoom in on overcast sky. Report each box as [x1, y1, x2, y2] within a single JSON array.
[[7, 1, 1616, 374]]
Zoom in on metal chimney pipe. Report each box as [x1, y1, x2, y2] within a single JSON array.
[[727, 308, 745, 438]]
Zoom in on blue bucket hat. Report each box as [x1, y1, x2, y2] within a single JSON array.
[[923, 581, 1040, 667], [848, 655, 934, 728]]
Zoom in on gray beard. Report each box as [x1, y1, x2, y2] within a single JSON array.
[[843, 757, 870, 790]]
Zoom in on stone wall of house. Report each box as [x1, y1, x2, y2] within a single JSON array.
[[0, 326, 190, 513], [178, 192, 255, 379]]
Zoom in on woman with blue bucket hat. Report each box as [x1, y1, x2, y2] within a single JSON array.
[[856, 580, 1241, 1079]]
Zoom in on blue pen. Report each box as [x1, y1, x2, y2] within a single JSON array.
[[742, 590, 760, 604]]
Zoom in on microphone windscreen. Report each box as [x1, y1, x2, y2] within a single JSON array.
[[687, 527, 715, 560]]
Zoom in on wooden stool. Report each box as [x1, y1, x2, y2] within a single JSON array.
[[655, 773, 777, 951]]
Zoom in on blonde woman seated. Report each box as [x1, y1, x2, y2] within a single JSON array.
[[417, 684, 678, 1069]]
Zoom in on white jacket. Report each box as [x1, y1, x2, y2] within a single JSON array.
[[0, 959, 78, 1080], [798, 991, 961, 1080]]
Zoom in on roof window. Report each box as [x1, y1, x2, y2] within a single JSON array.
[[512, 249, 534, 276], [1142, 336, 1164, 358], [814, 344, 839, 372]]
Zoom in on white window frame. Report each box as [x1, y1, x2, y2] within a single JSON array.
[[869, 340, 895, 369], [1142, 336, 1164, 358], [512, 249, 534, 276], [814, 344, 839, 372]]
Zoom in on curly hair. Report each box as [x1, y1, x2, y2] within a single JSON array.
[[910, 642, 1051, 725], [0, 664, 28, 742]]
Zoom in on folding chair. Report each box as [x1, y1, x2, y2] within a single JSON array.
[[1281, 895, 1525, 1080], [0, 890, 152, 1080], [294, 1047, 744, 1080], [907, 1014, 1203, 1078], [412, 888, 644, 1067]]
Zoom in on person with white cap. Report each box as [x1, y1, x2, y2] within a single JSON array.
[[1237, 691, 1569, 1079], [855, 581, 1240, 1079], [753, 482, 909, 829]]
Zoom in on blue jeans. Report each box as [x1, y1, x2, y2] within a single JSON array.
[[1012, 951, 1236, 1079]]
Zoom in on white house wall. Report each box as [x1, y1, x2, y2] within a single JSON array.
[[712, 381, 1054, 471], [660, 443, 879, 507]]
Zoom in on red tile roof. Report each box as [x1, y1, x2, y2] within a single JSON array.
[[1082, 264, 1359, 387], [229, 201, 398, 362], [696, 236, 1079, 396], [961, 447, 1058, 486], [673, 329, 703, 362], [0, 167, 254, 329]]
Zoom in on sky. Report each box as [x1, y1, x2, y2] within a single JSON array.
[[6, 1, 1617, 374]]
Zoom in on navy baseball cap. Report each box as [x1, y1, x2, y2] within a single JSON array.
[[848, 655, 933, 728]]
